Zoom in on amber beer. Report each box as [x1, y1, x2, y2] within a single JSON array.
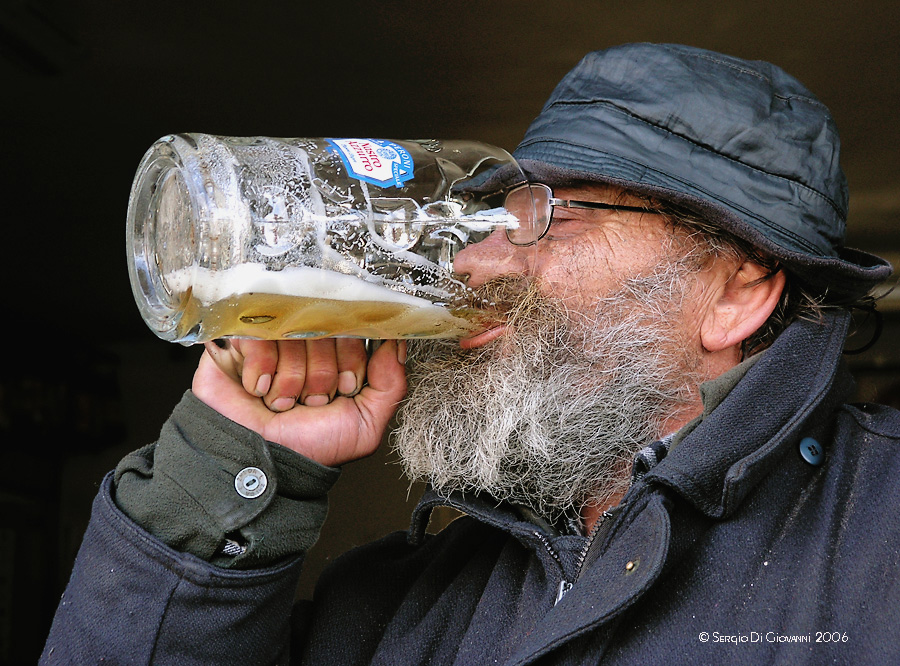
[[166, 264, 485, 341], [175, 293, 481, 340]]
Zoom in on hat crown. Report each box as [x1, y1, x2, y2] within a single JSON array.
[[541, 44, 847, 221]]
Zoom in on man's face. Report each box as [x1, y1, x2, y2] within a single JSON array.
[[453, 184, 710, 347], [392, 182, 718, 520]]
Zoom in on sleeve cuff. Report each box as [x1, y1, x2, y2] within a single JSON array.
[[114, 390, 341, 568]]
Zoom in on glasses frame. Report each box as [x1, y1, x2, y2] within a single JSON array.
[[504, 182, 662, 246]]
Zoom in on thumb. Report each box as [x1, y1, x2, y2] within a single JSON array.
[[354, 340, 408, 428]]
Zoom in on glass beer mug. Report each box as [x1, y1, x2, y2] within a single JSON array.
[[126, 134, 537, 344]]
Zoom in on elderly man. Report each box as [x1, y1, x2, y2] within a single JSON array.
[[43, 43, 898, 664]]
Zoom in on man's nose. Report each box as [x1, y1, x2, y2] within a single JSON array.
[[452, 229, 532, 288]]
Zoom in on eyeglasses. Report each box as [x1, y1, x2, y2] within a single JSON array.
[[503, 182, 662, 246]]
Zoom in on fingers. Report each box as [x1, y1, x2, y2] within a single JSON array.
[[356, 339, 408, 409], [201, 337, 391, 414], [296, 339, 338, 407], [202, 340, 245, 383], [233, 340, 279, 397], [259, 338, 369, 411], [265, 341, 310, 411], [335, 338, 369, 397]]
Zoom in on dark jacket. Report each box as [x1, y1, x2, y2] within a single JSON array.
[[42, 311, 900, 665]]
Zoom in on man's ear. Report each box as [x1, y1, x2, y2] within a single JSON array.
[[700, 262, 786, 353]]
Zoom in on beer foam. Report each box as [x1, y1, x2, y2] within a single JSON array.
[[166, 264, 433, 307]]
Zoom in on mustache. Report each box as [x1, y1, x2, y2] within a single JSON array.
[[466, 274, 572, 336], [465, 274, 536, 314]]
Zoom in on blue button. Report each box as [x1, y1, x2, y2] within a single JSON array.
[[799, 437, 825, 466]]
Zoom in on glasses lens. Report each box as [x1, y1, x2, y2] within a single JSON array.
[[505, 184, 551, 245]]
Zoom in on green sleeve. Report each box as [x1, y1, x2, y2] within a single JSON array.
[[113, 390, 341, 569]]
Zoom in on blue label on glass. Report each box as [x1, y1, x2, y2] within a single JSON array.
[[327, 138, 414, 188]]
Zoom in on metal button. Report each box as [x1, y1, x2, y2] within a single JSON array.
[[235, 467, 268, 498], [799, 437, 825, 466]]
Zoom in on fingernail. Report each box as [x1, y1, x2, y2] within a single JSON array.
[[338, 371, 358, 395], [270, 397, 297, 412], [303, 394, 330, 407], [397, 340, 408, 365], [254, 374, 272, 396]]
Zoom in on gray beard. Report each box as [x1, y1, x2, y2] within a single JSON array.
[[391, 261, 704, 522]]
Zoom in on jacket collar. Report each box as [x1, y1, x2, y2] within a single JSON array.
[[643, 309, 854, 518], [409, 485, 552, 546]]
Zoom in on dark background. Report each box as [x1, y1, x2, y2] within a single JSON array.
[[2, 1, 899, 662]]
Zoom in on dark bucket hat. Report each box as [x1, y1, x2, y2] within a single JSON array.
[[513, 43, 892, 301]]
